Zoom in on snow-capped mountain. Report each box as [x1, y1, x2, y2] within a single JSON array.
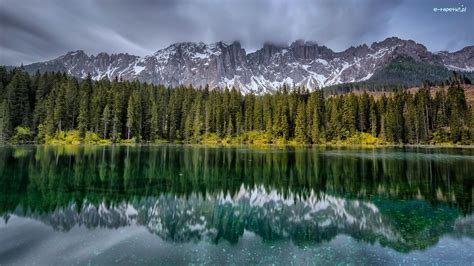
[[21, 37, 474, 94], [138, 186, 400, 244], [12, 187, 399, 245], [11, 185, 471, 251]]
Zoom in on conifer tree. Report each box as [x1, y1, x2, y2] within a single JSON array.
[[65, 79, 79, 130], [150, 100, 159, 141], [226, 114, 234, 137], [369, 97, 378, 137], [78, 75, 93, 136], [236, 110, 243, 136], [358, 92, 370, 132], [204, 99, 212, 135], [309, 91, 325, 143], [253, 97, 263, 132], [327, 98, 342, 140], [53, 83, 66, 132], [111, 84, 124, 141], [0, 100, 12, 142], [447, 85, 468, 142], [295, 101, 308, 143], [215, 93, 224, 138], [167, 91, 181, 141], [102, 105, 111, 139], [281, 102, 290, 141], [192, 97, 202, 140], [263, 94, 273, 134], [244, 93, 255, 131], [342, 94, 356, 136], [6, 70, 30, 129], [126, 95, 135, 139]]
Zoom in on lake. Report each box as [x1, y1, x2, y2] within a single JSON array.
[[0, 145, 473, 265]]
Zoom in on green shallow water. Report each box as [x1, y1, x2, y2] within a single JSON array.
[[0, 145, 473, 265]]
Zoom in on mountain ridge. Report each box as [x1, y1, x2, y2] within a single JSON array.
[[11, 187, 473, 252], [16, 37, 474, 94]]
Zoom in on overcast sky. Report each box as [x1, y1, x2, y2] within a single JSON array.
[[0, 0, 472, 65]]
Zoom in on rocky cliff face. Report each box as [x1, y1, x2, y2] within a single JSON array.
[[21, 37, 474, 94], [439, 46, 474, 72]]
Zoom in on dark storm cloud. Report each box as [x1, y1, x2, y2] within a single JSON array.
[[0, 0, 472, 65]]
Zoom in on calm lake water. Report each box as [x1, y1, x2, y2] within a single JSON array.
[[0, 145, 473, 265]]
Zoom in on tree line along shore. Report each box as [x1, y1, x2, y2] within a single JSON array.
[[0, 67, 473, 146]]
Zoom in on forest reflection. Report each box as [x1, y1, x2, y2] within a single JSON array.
[[0, 145, 473, 252]]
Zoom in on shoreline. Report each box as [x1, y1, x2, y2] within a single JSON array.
[[3, 142, 474, 149]]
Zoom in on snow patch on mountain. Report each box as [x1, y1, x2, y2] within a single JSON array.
[[445, 64, 474, 72]]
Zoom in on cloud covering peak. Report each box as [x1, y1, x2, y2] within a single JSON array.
[[1, 0, 472, 65]]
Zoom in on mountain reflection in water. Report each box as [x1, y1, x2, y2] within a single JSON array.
[[0, 145, 473, 264]]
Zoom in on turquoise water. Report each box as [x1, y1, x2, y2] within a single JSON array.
[[0, 145, 473, 265]]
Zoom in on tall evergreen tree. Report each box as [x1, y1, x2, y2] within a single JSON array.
[[369, 97, 378, 137], [295, 101, 308, 143], [6, 70, 31, 129], [77, 75, 93, 136], [0, 100, 12, 142], [342, 94, 357, 136], [102, 105, 111, 139], [192, 96, 203, 141], [447, 85, 468, 142], [53, 83, 66, 132], [126, 94, 135, 139]]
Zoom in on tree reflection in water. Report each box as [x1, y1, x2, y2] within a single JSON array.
[[0, 145, 472, 252]]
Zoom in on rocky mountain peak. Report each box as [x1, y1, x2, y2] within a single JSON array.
[[59, 50, 88, 61], [252, 42, 286, 64], [372, 36, 404, 47], [63, 50, 87, 57], [290, 39, 318, 47], [343, 44, 370, 57], [289, 40, 332, 60]]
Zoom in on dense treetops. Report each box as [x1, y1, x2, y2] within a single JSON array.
[[0, 67, 473, 145]]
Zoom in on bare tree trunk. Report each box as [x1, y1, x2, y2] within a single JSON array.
[[424, 104, 429, 139], [112, 119, 117, 141], [103, 122, 108, 139], [71, 110, 76, 130]]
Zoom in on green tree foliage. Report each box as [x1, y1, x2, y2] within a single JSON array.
[[102, 105, 111, 139], [447, 85, 469, 142], [294, 101, 308, 143], [0, 67, 472, 145], [77, 75, 92, 135], [6, 70, 31, 129], [126, 91, 142, 140], [1, 144, 473, 246], [0, 100, 12, 142]]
